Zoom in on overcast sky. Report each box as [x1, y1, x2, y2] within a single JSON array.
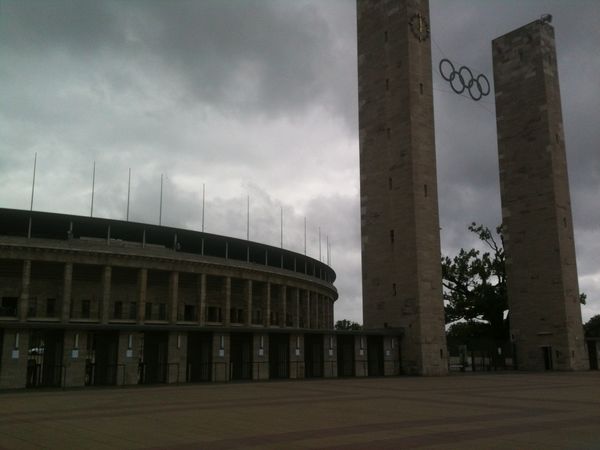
[[1, 0, 598, 324]]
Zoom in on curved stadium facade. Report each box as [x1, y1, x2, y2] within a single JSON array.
[[0, 208, 400, 389]]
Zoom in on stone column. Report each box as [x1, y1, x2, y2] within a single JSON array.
[[137, 268, 147, 324], [245, 279, 253, 326], [384, 336, 400, 376], [19, 260, 31, 321], [101, 266, 111, 324], [61, 262, 73, 322], [289, 333, 304, 379], [305, 291, 311, 329], [355, 335, 367, 377], [315, 294, 320, 329], [117, 331, 140, 386], [253, 333, 269, 380], [224, 276, 231, 327], [62, 331, 87, 387], [294, 288, 300, 328], [264, 282, 271, 327], [281, 285, 287, 327], [212, 333, 230, 382], [168, 331, 187, 383], [0, 330, 29, 389], [324, 334, 337, 378], [198, 273, 206, 325], [169, 271, 179, 324]]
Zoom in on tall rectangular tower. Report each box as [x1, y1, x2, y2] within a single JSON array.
[[493, 19, 587, 371], [357, 0, 447, 375]]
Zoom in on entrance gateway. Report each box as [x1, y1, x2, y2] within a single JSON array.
[[358, 0, 588, 372]]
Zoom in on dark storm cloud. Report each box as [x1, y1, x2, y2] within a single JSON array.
[[430, 0, 600, 320], [1, 0, 357, 128]]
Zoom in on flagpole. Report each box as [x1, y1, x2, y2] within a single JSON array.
[[159, 173, 163, 226], [202, 183, 205, 232], [280, 206, 283, 248], [246, 195, 250, 240], [90, 161, 96, 217], [304, 217, 307, 256], [30, 152, 37, 211], [126, 168, 131, 221], [319, 227, 322, 261]]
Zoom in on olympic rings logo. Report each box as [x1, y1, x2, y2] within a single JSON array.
[[439, 58, 491, 101]]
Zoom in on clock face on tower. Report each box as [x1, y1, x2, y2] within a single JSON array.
[[409, 12, 430, 42]]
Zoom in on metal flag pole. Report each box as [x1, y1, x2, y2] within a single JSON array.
[[280, 206, 283, 248], [159, 173, 163, 226], [319, 227, 322, 262], [90, 161, 96, 217], [126, 168, 131, 221], [326, 235, 330, 265], [30, 152, 37, 211], [202, 183, 205, 232], [304, 217, 307, 255], [246, 195, 250, 240]]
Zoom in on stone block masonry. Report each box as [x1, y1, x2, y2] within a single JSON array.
[[493, 19, 587, 371], [357, 0, 447, 375]]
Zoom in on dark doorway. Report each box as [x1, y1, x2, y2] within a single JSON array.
[[304, 334, 324, 378], [367, 336, 384, 377], [27, 330, 64, 388], [187, 332, 213, 382], [85, 332, 119, 386], [269, 334, 289, 379], [337, 334, 355, 377], [230, 333, 252, 380], [542, 346, 553, 371], [140, 332, 168, 384], [588, 341, 598, 370]]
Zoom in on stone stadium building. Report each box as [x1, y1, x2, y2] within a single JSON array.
[[0, 208, 400, 389]]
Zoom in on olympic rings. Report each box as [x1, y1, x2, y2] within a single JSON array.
[[439, 58, 490, 101]]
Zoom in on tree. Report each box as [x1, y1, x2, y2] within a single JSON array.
[[442, 223, 508, 346], [335, 320, 362, 331], [442, 222, 588, 348], [584, 314, 600, 338]]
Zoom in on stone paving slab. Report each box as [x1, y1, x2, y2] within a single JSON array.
[[0, 372, 599, 449]]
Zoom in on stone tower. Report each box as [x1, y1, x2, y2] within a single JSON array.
[[357, 0, 448, 375], [492, 19, 587, 371]]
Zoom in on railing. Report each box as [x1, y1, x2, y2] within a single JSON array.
[[448, 353, 515, 372], [138, 362, 180, 384], [324, 360, 337, 377], [85, 362, 126, 386], [22, 357, 407, 389], [26, 361, 64, 388], [0, 306, 17, 317], [186, 362, 212, 383], [269, 360, 290, 379], [229, 361, 269, 381]]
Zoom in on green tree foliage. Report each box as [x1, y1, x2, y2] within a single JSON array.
[[335, 319, 362, 331], [584, 314, 600, 338], [442, 222, 588, 348], [442, 223, 508, 345]]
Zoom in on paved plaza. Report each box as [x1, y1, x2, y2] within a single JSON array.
[[0, 372, 599, 449]]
